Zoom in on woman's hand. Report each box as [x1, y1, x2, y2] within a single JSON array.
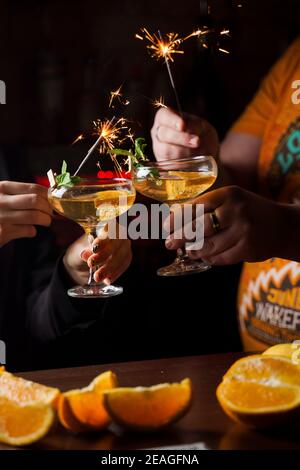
[[164, 186, 287, 265], [0, 181, 52, 247], [151, 107, 219, 161], [63, 228, 132, 286]]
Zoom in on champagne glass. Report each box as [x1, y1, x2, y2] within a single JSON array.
[[134, 156, 218, 276], [49, 178, 136, 298]]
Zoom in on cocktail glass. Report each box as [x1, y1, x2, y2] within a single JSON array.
[[49, 177, 136, 298], [134, 156, 218, 276]]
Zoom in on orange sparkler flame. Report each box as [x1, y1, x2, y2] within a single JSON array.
[[136, 28, 184, 62], [93, 117, 133, 154]]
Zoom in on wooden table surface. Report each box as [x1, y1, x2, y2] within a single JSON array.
[[1, 352, 300, 451]]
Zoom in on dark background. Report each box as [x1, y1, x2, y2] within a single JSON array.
[[0, 0, 299, 363], [1, 0, 299, 168]]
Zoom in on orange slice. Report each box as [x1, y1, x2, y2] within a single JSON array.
[[0, 397, 54, 446], [103, 378, 192, 431], [58, 371, 117, 433], [168, 171, 201, 180], [0, 370, 60, 408], [217, 355, 300, 428]]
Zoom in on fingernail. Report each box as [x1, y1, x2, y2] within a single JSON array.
[[189, 136, 199, 147], [80, 250, 86, 260], [93, 244, 99, 254], [166, 239, 173, 249], [104, 277, 111, 286]]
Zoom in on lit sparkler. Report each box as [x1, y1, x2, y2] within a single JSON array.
[[73, 116, 133, 176], [92, 117, 132, 153], [136, 28, 184, 115], [136, 28, 184, 62]]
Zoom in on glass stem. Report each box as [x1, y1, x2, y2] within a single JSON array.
[[86, 224, 107, 287], [87, 228, 97, 286], [176, 246, 189, 264]]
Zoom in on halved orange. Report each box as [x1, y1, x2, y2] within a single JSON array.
[[103, 378, 192, 431], [0, 370, 60, 408], [58, 371, 117, 433], [0, 396, 54, 446], [217, 355, 300, 428]]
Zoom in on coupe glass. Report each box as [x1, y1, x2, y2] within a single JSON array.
[[49, 178, 136, 298], [134, 156, 218, 276]]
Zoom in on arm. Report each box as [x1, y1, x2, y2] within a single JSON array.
[[220, 131, 262, 191]]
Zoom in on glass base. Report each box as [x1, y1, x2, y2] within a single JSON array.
[[157, 258, 211, 277], [68, 284, 123, 299]]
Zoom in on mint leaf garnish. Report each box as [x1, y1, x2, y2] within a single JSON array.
[[55, 161, 81, 189], [109, 138, 160, 180]]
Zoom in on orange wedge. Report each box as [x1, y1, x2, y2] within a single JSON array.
[[103, 378, 192, 431], [58, 371, 117, 433], [0, 396, 54, 446], [262, 343, 300, 362], [0, 370, 60, 408], [217, 355, 300, 428]]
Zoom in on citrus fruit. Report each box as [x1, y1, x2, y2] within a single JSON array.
[[217, 355, 300, 428], [103, 378, 192, 431], [0, 370, 60, 408], [58, 371, 117, 433], [168, 171, 201, 180], [0, 397, 54, 446], [263, 344, 296, 361]]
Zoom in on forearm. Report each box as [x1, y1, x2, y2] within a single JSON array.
[[218, 132, 261, 191]]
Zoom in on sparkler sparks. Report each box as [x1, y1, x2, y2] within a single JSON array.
[[71, 134, 84, 146], [72, 116, 133, 176], [183, 27, 211, 41], [152, 96, 167, 109], [92, 117, 132, 154], [136, 28, 184, 63], [218, 48, 230, 55], [109, 85, 130, 108]]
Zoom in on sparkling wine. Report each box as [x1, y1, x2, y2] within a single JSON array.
[[49, 186, 135, 232], [134, 171, 216, 204]]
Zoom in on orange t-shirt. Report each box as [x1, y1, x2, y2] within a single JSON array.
[[232, 38, 300, 351]]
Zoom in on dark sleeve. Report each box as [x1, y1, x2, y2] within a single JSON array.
[[26, 227, 107, 344]]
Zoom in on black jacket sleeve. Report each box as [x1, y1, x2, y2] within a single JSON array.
[[25, 227, 107, 344]]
